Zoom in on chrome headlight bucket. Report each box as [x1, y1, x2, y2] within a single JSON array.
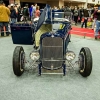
[[30, 52, 40, 61], [66, 51, 76, 61]]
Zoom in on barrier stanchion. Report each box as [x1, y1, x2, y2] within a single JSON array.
[[0, 26, 6, 36], [4, 26, 6, 34]]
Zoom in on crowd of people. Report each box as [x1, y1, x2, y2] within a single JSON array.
[[54, 4, 100, 39], [0, 1, 40, 36], [0, 0, 100, 39]]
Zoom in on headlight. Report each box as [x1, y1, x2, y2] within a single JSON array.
[[30, 52, 40, 61], [66, 51, 76, 61]]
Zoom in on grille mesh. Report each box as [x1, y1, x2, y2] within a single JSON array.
[[42, 37, 63, 69]]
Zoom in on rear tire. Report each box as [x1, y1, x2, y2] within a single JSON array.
[[13, 46, 25, 76], [79, 47, 92, 77]]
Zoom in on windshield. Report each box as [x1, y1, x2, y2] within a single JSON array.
[[35, 4, 71, 33], [52, 23, 66, 32]]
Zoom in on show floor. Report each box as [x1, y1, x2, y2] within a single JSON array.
[[0, 36, 100, 100]]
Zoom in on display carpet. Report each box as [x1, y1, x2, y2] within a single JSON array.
[[71, 27, 94, 38]]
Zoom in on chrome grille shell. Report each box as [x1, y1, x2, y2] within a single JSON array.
[[41, 37, 63, 70]]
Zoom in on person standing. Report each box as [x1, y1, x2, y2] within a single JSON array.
[[14, 3, 18, 22], [94, 4, 100, 39], [34, 6, 40, 18], [81, 8, 89, 28], [79, 7, 84, 23], [23, 4, 29, 23], [17, 5, 21, 22], [61, 6, 64, 11], [92, 5, 98, 30], [73, 6, 79, 25], [29, 5, 33, 21], [10, 4, 17, 23], [71, 6, 74, 21], [32, 3, 37, 18], [0, 0, 10, 36]]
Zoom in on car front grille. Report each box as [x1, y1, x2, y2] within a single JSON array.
[[42, 37, 63, 69]]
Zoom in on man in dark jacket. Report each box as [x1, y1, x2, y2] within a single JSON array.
[[10, 4, 17, 23], [81, 8, 89, 28], [79, 7, 84, 22], [23, 4, 29, 23]]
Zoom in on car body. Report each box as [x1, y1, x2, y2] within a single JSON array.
[[12, 5, 92, 77]]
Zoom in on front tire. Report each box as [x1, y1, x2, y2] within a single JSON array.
[[13, 46, 25, 76], [79, 47, 92, 77]]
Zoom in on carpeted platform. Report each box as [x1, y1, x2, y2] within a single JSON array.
[[71, 27, 94, 38]]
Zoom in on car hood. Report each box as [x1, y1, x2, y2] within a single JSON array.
[[35, 4, 51, 32]]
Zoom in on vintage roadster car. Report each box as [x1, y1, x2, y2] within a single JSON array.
[[12, 5, 92, 77]]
